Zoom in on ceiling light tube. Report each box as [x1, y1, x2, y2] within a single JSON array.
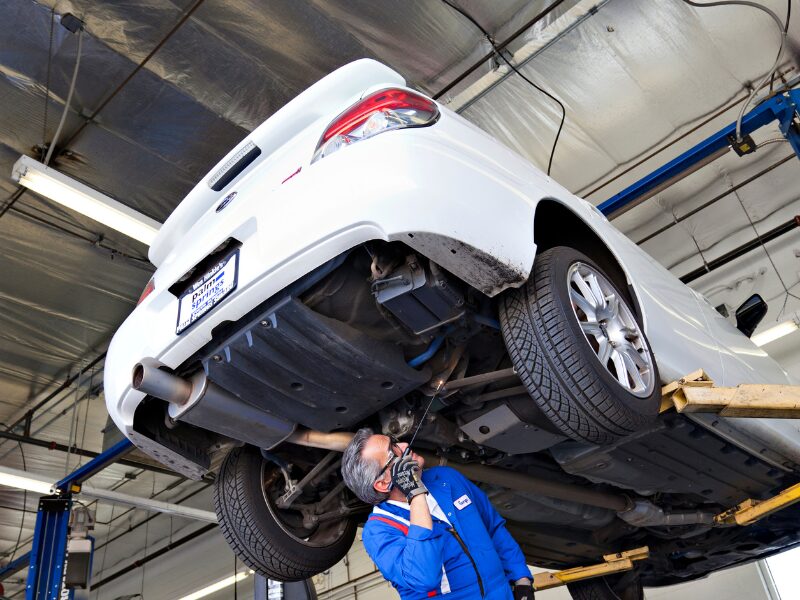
[[12, 155, 161, 246], [0, 466, 54, 495], [176, 571, 251, 600], [752, 319, 799, 347]]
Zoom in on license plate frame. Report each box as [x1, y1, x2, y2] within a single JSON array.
[[176, 249, 239, 335]]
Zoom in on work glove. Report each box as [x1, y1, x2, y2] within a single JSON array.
[[390, 455, 428, 502], [513, 582, 534, 600]]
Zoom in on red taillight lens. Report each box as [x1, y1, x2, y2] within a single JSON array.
[[137, 277, 155, 305], [313, 88, 439, 162]]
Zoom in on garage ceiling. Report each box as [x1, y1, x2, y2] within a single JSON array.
[[1, 0, 799, 597]]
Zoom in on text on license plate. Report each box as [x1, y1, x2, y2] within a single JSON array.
[[176, 250, 239, 334]]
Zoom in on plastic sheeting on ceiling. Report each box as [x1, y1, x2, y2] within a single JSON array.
[[1, 0, 799, 594]]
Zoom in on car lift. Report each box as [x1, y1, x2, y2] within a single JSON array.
[[3, 81, 799, 600], [2, 438, 135, 600], [531, 368, 800, 593], [662, 370, 800, 527]]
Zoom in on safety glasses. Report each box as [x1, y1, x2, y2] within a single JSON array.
[[376, 437, 401, 481]]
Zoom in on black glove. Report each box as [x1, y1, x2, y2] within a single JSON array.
[[513, 583, 534, 600], [390, 455, 428, 502]]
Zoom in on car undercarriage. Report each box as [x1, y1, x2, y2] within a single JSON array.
[[128, 240, 800, 587]]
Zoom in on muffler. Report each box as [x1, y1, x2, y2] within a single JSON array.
[[132, 360, 295, 449]]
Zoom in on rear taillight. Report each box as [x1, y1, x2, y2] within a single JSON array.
[[312, 88, 439, 162], [137, 277, 155, 305]]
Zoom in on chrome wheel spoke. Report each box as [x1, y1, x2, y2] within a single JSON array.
[[597, 338, 612, 365], [586, 273, 607, 310], [580, 320, 603, 337], [570, 289, 596, 319], [571, 272, 598, 309], [619, 347, 647, 391], [618, 341, 647, 369], [567, 261, 654, 398], [610, 349, 630, 389], [601, 294, 619, 320]]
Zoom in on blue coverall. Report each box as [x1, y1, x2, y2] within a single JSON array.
[[362, 466, 532, 599]]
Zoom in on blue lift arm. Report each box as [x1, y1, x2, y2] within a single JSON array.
[[599, 88, 800, 218]]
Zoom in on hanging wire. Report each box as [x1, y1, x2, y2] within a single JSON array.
[[6, 431, 27, 563], [680, 0, 788, 142], [139, 473, 156, 596], [438, 0, 567, 176], [64, 362, 85, 475], [41, 8, 56, 159], [94, 503, 116, 600], [730, 187, 800, 320], [44, 27, 84, 166]]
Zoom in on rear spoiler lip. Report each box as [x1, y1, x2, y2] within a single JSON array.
[[148, 59, 406, 267]]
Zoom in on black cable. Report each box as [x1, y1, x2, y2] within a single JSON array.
[[681, 0, 787, 141], [7, 438, 27, 563], [439, 0, 567, 176], [785, 0, 791, 33]]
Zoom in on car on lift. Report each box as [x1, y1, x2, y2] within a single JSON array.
[[105, 60, 800, 598]]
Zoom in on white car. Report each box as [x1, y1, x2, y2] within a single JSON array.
[[106, 60, 799, 597]]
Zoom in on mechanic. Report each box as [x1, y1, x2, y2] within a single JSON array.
[[341, 428, 534, 600]]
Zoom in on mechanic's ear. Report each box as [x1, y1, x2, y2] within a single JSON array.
[[374, 471, 391, 494]]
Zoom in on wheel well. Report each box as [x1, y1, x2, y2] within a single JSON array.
[[534, 199, 640, 318]]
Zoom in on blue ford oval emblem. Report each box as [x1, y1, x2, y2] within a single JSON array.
[[216, 191, 237, 212]]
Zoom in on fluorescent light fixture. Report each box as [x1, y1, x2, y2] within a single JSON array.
[[177, 571, 250, 600], [752, 319, 799, 347], [0, 466, 54, 495], [12, 155, 161, 246]]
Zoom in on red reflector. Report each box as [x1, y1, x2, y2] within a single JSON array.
[[137, 277, 155, 305], [321, 88, 437, 143]]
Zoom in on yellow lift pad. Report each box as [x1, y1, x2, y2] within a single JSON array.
[[533, 546, 649, 591]]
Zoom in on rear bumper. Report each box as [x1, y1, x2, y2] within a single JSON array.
[[104, 109, 562, 438]]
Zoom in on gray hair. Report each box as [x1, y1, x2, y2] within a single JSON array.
[[341, 427, 390, 505]]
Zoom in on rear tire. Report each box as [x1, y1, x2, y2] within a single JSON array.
[[567, 573, 644, 600], [213, 446, 357, 581], [499, 246, 660, 444]]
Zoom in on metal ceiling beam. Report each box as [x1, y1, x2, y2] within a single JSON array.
[[679, 216, 800, 284], [433, 0, 567, 99]]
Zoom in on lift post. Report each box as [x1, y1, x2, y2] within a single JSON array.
[[533, 546, 649, 591], [24, 438, 133, 600]]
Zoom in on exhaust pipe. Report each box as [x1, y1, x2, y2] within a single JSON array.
[[275, 429, 631, 512], [132, 360, 192, 405], [132, 368, 704, 519], [616, 500, 716, 527], [131, 360, 295, 450], [285, 429, 354, 452]]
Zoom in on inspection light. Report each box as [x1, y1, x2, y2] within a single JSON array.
[[751, 319, 799, 347], [0, 466, 54, 495], [176, 571, 251, 600], [11, 155, 161, 246]]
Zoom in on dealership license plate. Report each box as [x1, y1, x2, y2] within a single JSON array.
[[176, 250, 239, 334]]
